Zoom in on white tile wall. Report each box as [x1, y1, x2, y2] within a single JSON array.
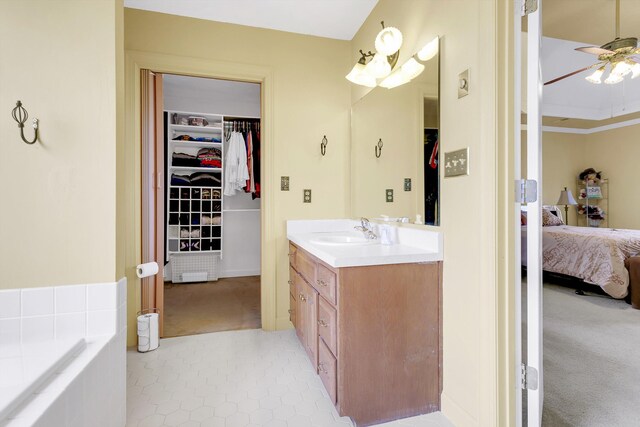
[[21, 316, 55, 343], [0, 290, 20, 319], [87, 283, 117, 311], [21, 288, 54, 317], [55, 285, 86, 314]]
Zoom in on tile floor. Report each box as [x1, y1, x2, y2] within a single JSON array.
[[126, 329, 453, 427]]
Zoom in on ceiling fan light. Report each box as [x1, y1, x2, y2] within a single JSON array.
[[612, 61, 632, 77], [365, 53, 392, 79], [585, 67, 605, 84], [375, 27, 403, 56], [604, 72, 624, 84], [631, 62, 640, 79], [345, 62, 377, 88], [417, 37, 439, 62]]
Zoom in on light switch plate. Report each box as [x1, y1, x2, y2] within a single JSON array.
[[444, 148, 470, 177], [303, 189, 312, 203], [281, 176, 289, 191], [386, 189, 394, 202], [458, 69, 469, 98], [404, 178, 412, 191]]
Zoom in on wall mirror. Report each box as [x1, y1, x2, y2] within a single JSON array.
[[350, 43, 439, 226]]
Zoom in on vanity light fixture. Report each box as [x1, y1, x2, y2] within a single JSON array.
[[346, 34, 439, 89]]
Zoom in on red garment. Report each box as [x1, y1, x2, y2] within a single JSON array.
[[429, 139, 439, 169], [244, 131, 254, 192]]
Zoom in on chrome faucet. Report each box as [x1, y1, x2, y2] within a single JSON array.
[[354, 217, 378, 240]]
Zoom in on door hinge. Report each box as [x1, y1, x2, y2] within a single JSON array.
[[521, 0, 538, 15], [521, 364, 539, 390], [515, 179, 537, 204]]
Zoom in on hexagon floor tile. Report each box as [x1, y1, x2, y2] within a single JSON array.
[[127, 329, 453, 426]]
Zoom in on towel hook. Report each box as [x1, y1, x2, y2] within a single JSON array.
[[320, 135, 328, 156], [375, 138, 383, 158], [11, 101, 39, 145]]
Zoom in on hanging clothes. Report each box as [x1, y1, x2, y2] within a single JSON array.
[[224, 131, 249, 196], [252, 124, 261, 199], [244, 129, 254, 193]]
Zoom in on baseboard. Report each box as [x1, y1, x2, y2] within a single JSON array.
[[219, 269, 261, 278]]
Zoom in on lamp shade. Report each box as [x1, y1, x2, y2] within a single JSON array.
[[557, 187, 577, 206], [375, 27, 403, 56], [365, 53, 392, 78], [345, 62, 377, 87], [417, 37, 439, 62], [379, 68, 411, 89]]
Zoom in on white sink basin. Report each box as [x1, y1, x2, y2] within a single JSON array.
[[309, 234, 376, 246]]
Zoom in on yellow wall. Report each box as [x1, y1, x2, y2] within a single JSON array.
[[522, 131, 586, 225], [352, 1, 501, 426], [123, 9, 352, 345], [0, 0, 122, 288], [585, 124, 640, 229]]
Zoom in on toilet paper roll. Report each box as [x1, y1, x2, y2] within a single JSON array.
[[136, 262, 159, 278]]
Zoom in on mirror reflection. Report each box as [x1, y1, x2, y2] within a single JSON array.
[[350, 47, 439, 225]]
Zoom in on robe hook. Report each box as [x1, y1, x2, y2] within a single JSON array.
[[375, 138, 383, 158], [11, 101, 39, 145], [320, 135, 328, 156]]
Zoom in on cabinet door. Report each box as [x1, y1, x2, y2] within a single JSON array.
[[300, 279, 319, 370], [295, 274, 306, 345]]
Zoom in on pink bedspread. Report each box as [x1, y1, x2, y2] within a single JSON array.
[[540, 226, 640, 298]]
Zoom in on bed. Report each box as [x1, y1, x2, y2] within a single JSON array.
[[521, 207, 640, 299]]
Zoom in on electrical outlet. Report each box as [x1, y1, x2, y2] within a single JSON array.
[[386, 189, 394, 202], [281, 176, 289, 191], [404, 178, 412, 191], [303, 189, 312, 203], [444, 147, 470, 177]]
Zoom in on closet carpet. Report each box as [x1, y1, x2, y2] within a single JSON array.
[[539, 283, 640, 426], [163, 276, 261, 338]]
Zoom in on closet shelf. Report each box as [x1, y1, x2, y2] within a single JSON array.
[[171, 141, 222, 149], [170, 166, 222, 172], [169, 124, 222, 133]]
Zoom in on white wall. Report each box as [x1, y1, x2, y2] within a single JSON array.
[[163, 75, 261, 278]]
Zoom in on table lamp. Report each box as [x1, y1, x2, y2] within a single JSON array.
[[556, 187, 578, 224]]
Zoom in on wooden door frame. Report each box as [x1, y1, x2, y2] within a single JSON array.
[[126, 51, 276, 342]]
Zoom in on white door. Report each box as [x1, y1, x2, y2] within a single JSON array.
[[515, 1, 543, 426]]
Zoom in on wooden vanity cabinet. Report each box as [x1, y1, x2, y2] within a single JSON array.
[[288, 241, 442, 427]]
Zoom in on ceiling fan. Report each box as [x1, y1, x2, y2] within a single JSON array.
[[545, 0, 640, 85]]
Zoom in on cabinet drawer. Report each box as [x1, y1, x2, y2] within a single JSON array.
[[316, 263, 337, 305], [318, 297, 337, 356], [318, 338, 337, 405], [288, 266, 296, 296], [289, 293, 296, 327], [295, 248, 316, 285]]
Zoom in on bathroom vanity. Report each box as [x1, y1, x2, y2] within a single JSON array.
[[287, 220, 443, 426]]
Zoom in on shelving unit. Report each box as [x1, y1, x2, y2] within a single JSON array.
[[576, 177, 609, 228], [166, 110, 224, 256]]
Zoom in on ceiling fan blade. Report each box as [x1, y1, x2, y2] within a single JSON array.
[[575, 46, 614, 56], [544, 64, 600, 86]]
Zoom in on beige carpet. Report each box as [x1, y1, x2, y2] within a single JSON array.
[[163, 276, 261, 338]]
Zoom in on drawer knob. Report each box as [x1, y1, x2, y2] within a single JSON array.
[[316, 279, 327, 287], [318, 362, 328, 374], [318, 319, 328, 327], [288, 309, 294, 314], [288, 280, 293, 285], [299, 293, 306, 302]]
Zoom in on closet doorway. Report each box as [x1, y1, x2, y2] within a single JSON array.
[[142, 72, 263, 338]]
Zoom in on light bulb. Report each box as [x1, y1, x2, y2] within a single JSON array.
[[375, 27, 403, 56], [379, 69, 411, 89], [631, 62, 640, 79], [365, 53, 392, 79], [417, 37, 439, 62], [585, 67, 605, 84], [400, 57, 425, 80], [346, 62, 376, 87]]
